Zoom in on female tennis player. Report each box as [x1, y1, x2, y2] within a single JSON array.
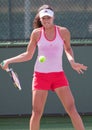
[[1, 4, 87, 130]]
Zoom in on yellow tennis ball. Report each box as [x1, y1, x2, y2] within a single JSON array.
[[39, 56, 46, 63]]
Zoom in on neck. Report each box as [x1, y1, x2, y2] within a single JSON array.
[[43, 25, 56, 41], [43, 24, 55, 31]]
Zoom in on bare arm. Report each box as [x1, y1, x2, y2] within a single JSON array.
[[63, 28, 75, 64], [0, 30, 37, 70], [59, 27, 87, 74]]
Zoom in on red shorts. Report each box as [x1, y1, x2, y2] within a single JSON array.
[[32, 71, 69, 91]]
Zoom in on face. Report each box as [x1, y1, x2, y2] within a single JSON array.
[[40, 16, 54, 28]]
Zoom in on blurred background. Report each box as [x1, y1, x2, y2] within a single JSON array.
[[0, 0, 92, 116], [0, 0, 92, 42]]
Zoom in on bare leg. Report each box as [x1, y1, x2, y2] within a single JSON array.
[[55, 87, 85, 130], [30, 90, 48, 130]]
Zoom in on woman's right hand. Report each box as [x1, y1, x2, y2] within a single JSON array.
[[0, 60, 9, 70]]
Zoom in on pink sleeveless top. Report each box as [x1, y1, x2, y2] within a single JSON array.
[[34, 25, 64, 73]]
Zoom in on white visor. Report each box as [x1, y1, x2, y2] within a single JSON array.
[[39, 9, 54, 18]]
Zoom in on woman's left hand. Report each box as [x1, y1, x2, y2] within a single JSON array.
[[70, 61, 88, 74]]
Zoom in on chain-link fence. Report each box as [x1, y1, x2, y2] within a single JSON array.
[[0, 0, 92, 42]]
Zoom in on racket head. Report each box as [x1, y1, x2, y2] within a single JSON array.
[[8, 68, 22, 90]]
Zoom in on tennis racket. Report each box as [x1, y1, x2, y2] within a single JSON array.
[[6, 68, 22, 90], [0, 61, 21, 90]]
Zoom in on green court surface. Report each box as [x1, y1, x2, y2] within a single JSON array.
[[0, 115, 92, 130]]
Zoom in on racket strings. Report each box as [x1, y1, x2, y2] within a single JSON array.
[[9, 69, 21, 90]]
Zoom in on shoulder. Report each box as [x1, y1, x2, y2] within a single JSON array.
[[32, 28, 42, 35], [56, 25, 70, 37], [56, 25, 71, 45], [30, 28, 42, 42]]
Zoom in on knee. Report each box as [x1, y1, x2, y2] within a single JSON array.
[[31, 107, 43, 119], [65, 99, 77, 115]]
